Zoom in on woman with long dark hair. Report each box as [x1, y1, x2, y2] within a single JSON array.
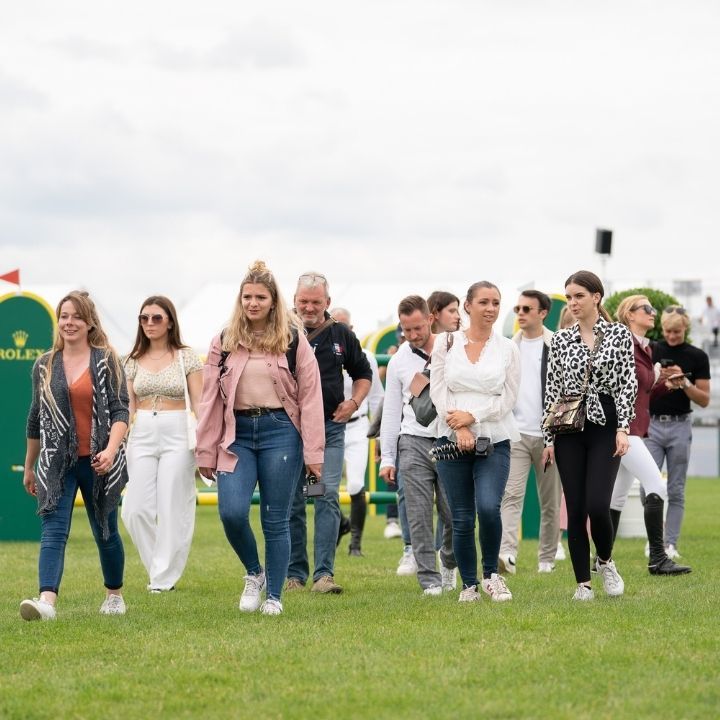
[[542, 271, 637, 600], [21, 291, 129, 620], [122, 296, 203, 593]]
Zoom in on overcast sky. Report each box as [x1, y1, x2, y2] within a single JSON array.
[[2, 1, 720, 347]]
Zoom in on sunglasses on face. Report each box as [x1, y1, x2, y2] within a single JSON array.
[[664, 306, 687, 316], [630, 303, 657, 316], [139, 313, 166, 325], [513, 305, 536, 314]]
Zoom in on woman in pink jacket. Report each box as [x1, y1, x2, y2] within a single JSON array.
[[196, 261, 324, 616]]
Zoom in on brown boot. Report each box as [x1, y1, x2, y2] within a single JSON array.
[[311, 575, 343, 594]]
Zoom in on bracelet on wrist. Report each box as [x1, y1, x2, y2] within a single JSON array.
[[349, 398, 359, 410]]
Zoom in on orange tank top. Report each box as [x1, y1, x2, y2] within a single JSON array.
[[69, 368, 93, 456]]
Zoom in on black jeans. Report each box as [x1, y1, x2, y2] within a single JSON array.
[[554, 396, 620, 584]]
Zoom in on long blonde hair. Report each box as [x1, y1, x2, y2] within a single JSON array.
[[223, 261, 302, 354], [42, 291, 123, 403]]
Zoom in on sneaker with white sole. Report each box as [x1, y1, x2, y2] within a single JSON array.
[[100, 594, 126, 615], [458, 585, 481, 602], [498, 554, 517, 575], [423, 584, 443, 597], [572, 584, 594, 601], [555, 542, 567, 561], [396, 546, 417, 576], [239, 572, 266, 612], [440, 564, 457, 591], [481, 573, 513, 602], [597, 559, 624, 596], [20, 598, 56, 621], [666, 544, 680, 560], [384, 520, 403, 539], [538, 562, 555, 573], [260, 599, 283, 615]]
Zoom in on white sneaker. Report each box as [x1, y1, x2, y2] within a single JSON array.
[[239, 572, 266, 612], [555, 542, 567, 561], [598, 559, 624, 597], [384, 521, 402, 539], [100, 594, 126, 615], [458, 585, 481, 602], [396, 546, 417, 576], [498, 553, 517, 575], [440, 564, 457, 591], [481, 573, 513, 602], [423, 584, 443, 597], [538, 562, 555, 573], [666, 544, 680, 560], [572, 584, 594, 601], [20, 598, 56, 621], [260, 599, 283, 615], [644, 541, 650, 558]]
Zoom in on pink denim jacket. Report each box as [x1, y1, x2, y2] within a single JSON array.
[[195, 332, 325, 472]]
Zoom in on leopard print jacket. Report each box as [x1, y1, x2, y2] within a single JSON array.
[[543, 317, 637, 445]]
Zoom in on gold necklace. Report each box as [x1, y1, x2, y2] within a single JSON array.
[[147, 348, 171, 360]]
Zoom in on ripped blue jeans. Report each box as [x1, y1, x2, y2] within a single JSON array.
[[217, 410, 304, 601]]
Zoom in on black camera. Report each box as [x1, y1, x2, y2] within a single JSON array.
[[302, 473, 326, 498], [475, 437, 494, 458]]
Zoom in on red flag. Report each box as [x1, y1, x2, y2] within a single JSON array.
[[0, 269, 20, 285]]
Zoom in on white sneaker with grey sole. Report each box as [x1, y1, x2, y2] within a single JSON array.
[[458, 586, 481, 602], [598, 559, 624, 597], [396, 546, 417, 576], [20, 598, 57, 621], [239, 572, 266, 612], [100, 594, 126, 615]]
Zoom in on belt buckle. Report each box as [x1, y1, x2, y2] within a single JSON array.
[[658, 414, 673, 422], [249, 407, 263, 417]]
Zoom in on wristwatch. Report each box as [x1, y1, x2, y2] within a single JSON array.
[[617, 428, 629, 434]]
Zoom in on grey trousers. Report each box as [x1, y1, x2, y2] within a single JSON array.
[[500, 433, 561, 564], [644, 416, 693, 547], [397, 435, 456, 589]]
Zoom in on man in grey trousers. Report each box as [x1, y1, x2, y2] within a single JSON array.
[[379, 295, 457, 595]]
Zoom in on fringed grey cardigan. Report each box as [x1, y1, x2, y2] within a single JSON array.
[[26, 348, 130, 538]]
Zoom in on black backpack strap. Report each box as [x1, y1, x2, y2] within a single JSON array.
[[286, 328, 299, 377]]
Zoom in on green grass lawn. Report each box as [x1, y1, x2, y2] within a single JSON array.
[[1, 478, 718, 720]]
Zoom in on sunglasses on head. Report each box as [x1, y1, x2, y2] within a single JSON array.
[[513, 305, 536, 314], [630, 303, 657, 316], [139, 313, 166, 325], [664, 306, 687, 316]]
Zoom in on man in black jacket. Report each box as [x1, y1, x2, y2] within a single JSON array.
[[286, 272, 372, 594]]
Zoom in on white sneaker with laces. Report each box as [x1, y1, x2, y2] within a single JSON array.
[[20, 598, 57, 621], [440, 564, 457, 591], [572, 584, 594, 601], [555, 542, 567, 561], [498, 553, 517, 575], [384, 521, 402, 539], [666, 544, 680, 560], [538, 562, 555, 573], [396, 546, 417, 576], [100, 594, 126, 615], [598, 559, 624, 597], [458, 586, 481, 602], [260, 599, 283, 615], [423, 584, 443, 596], [481, 573, 513, 602], [239, 572, 266, 612]]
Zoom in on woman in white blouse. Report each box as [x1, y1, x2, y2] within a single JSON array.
[[430, 281, 520, 603], [122, 296, 203, 593]]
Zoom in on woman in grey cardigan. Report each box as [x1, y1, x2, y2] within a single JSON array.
[[20, 291, 130, 621]]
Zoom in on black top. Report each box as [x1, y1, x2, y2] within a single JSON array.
[[306, 314, 372, 420], [650, 341, 710, 416]]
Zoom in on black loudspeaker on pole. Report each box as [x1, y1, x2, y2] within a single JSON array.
[[596, 228, 612, 255]]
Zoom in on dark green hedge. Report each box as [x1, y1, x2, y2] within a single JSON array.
[[604, 287, 682, 342]]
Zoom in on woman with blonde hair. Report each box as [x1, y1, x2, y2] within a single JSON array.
[[608, 295, 690, 574], [21, 291, 129, 620], [196, 261, 324, 615], [122, 296, 204, 592]]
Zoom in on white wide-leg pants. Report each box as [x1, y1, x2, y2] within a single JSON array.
[[344, 416, 370, 495], [122, 410, 197, 589], [611, 434, 668, 511]]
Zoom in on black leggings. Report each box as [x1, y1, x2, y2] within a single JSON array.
[[554, 399, 621, 583]]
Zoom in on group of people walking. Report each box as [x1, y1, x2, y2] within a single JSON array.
[[20, 266, 706, 621]]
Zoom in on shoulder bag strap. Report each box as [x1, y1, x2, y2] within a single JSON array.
[[306, 316, 336, 344]]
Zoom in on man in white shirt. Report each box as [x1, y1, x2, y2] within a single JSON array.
[[379, 295, 456, 595], [499, 291, 562, 574]]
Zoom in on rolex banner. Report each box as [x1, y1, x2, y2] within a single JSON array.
[[0, 292, 55, 541]]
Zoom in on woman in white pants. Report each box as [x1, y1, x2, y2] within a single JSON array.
[[609, 295, 690, 575], [122, 296, 203, 592]]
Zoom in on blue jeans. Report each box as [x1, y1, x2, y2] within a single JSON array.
[[217, 410, 303, 601], [39, 457, 124, 594], [436, 439, 511, 587], [288, 419, 345, 583]]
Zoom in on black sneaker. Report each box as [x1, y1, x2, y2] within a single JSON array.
[[648, 557, 692, 575]]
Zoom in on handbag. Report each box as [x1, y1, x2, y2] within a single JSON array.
[[409, 333, 454, 427], [178, 349, 198, 451], [543, 330, 605, 435]]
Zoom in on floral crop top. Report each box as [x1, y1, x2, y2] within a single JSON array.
[[124, 348, 203, 401]]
